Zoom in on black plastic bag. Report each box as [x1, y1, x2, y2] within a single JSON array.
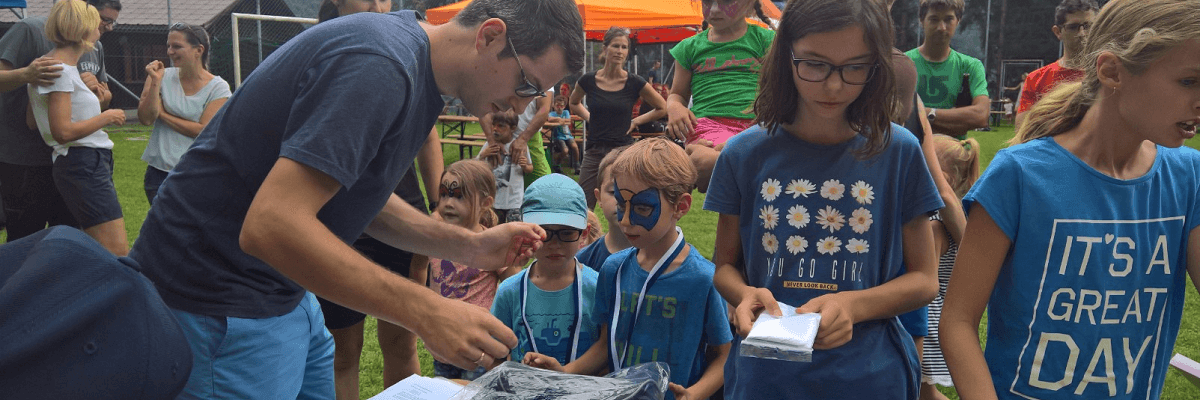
[[451, 361, 670, 400]]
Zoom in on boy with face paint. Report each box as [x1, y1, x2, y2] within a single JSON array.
[[524, 138, 733, 400]]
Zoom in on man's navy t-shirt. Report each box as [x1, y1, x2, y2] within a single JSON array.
[[130, 11, 444, 319]]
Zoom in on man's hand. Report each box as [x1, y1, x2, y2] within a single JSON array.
[[416, 296, 519, 370], [509, 138, 530, 163], [80, 71, 102, 93], [466, 222, 545, 271], [23, 57, 63, 86]]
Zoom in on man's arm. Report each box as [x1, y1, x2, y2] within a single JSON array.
[[0, 58, 62, 92], [929, 95, 989, 134], [241, 157, 535, 369], [417, 127, 443, 208], [510, 96, 552, 156]]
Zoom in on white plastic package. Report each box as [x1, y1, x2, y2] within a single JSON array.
[[738, 301, 821, 362]]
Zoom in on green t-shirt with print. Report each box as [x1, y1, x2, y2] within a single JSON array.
[[670, 25, 774, 120], [905, 48, 989, 109]]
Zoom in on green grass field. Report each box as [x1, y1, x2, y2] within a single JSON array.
[[7, 121, 1199, 399]]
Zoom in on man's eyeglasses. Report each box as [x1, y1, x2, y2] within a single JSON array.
[[100, 17, 116, 29], [487, 11, 546, 98], [791, 52, 876, 85], [1060, 22, 1091, 33], [541, 228, 584, 243]]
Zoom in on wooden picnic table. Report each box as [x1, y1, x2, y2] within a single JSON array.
[[437, 115, 479, 139]]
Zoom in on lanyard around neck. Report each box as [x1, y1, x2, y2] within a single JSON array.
[[521, 258, 584, 362], [610, 227, 685, 370]]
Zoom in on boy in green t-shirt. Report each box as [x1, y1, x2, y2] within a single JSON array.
[[906, 0, 990, 140]]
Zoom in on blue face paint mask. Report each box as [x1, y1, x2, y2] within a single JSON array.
[[614, 179, 662, 232]]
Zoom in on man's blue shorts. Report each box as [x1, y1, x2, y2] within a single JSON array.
[[171, 292, 335, 399]]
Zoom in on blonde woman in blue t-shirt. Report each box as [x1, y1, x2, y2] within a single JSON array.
[[137, 23, 230, 204]]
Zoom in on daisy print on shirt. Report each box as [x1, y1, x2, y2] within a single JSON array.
[[760, 176, 878, 292]]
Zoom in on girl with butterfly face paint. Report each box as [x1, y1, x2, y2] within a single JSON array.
[[426, 160, 511, 380]]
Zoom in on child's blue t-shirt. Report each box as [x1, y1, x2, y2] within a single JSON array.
[[549, 109, 572, 140], [963, 137, 1200, 400], [491, 263, 601, 366], [594, 244, 734, 396], [704, 123, 942, 400], [576, 235, 613, 273]]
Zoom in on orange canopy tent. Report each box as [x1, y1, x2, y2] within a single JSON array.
[[425, 0, 780, 44]]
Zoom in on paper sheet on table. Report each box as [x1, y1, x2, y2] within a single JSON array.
[[1170, 353, 1200, 388], [369, 374, 464, 400]]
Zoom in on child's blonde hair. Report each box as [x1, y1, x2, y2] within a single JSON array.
[[932, 134, 980, 198], [597, 144, 631, 189], [46, 0, 101, 52], [1014, 0, 1200, 144], [610, 138, 696, 204], [583, 210, 603, 245], [442, 160, 498, 228]]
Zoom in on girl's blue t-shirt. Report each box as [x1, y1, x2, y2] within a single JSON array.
[[963, 137, 1200, 400], [704, 123, 942, 400]]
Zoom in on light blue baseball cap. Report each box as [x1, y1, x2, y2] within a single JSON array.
[[521, 174, 588, 229]]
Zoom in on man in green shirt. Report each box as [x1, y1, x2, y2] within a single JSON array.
[[906, 0, 990, 140]]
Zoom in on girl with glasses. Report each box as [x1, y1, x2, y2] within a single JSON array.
[[705, 0, 943, 398], [137, 23, 230, 205]]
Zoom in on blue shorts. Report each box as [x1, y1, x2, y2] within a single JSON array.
[[52, 147, 122, 229], [171, 292, 335, 399], [433, 360, 486, 381], [553, 130, 573, 142]]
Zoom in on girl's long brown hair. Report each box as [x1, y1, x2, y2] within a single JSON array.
[[753, 0, 897, 159]]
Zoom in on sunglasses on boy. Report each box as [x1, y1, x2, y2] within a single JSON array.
[[487, 11, 547, 98], [541, 228, 584, 243], [791, 51, 877, 85]]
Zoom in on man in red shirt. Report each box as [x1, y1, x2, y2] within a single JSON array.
[[1015, 0, 1098, 127]]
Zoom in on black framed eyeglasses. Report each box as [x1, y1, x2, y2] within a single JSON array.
[[541, 228, 584, 243], [100, 17, 117, 29], [790, 52, 876, 85], [1059, 22, 1091, 32], [487, 11, 546, 98]]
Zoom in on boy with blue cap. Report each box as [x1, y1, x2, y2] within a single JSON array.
[[491, 174, 602, 367]]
